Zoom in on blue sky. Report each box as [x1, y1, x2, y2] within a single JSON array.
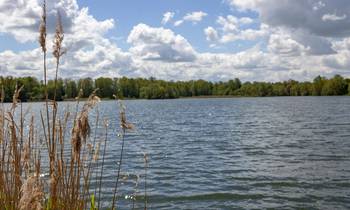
[[0, 0, 350, 81], [79, 0, 258, 53]]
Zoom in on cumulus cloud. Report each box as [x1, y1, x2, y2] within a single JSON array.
[[161, 11, 175, 25], [227, 0, 261, 11], [217, 15, 239, 32], [229, 0, 350, 38], [220, 25, 268, 43], [0, 49, 42, 77], [127, 24, 197, 62], [217, 15, 254, 32], [225, 0, 349, 57], [205, 15, 267, 44], [174, 11, 207, 26], [183, 11, 208, 22], [130, 47, 267, 81], [2, 0, 350, 82], [0, 0, 131, 79], [268, 33, 307, 57], [204, 27, 219, 42]]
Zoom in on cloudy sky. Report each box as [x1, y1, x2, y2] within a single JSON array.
[[0, 0, 350, 82]]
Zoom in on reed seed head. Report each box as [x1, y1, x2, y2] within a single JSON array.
[[71, 91, 100, 159], [39, 0, 47, 53], [119, 102, 134, 130], [19, 176, 44, 210], [11, 84, 23, 110], [53, 11, 66, 60], [23, 142, 31, 174]]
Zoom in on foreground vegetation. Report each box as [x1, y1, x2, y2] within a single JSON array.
[[0, 1, 147, 209], [1, 75, 350, 102]]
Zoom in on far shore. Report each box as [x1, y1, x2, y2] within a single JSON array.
[[3, 95, 348, 104]]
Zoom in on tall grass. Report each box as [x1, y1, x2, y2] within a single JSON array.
[[0, 1, 147, 209]]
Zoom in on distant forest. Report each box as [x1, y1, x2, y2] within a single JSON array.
[[0, 75, 349, 102]]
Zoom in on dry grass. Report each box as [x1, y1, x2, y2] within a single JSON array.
[[0, 1, 147, 209]]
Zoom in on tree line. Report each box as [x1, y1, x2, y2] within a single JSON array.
[[0, 75, 349, 102]]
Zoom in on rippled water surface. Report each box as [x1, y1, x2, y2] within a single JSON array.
[[26, 97, 350, 209]]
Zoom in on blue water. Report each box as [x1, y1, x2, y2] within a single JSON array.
[[20, 97, 350, 209]]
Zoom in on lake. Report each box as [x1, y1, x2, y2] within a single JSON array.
[[19, 97, 350, 209]]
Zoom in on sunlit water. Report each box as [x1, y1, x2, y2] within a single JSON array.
[[13, 97, 350, 209]]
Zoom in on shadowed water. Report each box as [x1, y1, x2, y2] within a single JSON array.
[[16, 97, 350, 209]]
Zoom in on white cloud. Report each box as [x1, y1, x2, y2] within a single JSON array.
[[174, 11, 207, 26], [183, 11, 207, 22], [227, 0, 261, 11], [203, 15, 263, 44], [0, 49, 42, 77], [313, 1, 326, 11], [228, 0, 350, 38], [204, 27, 219, 42], [127, 24, 197, 62], [217, 15, 254, 32], [0, 0, 131, 79], [239, 17, 254, 25], [268, 33, 308, 56], [2, 0, 350, 82], [322, 38, 350, 70], [220, 25, 268, 43], [322, 13, 347, 21], [217, 15, 239, 32], [161, 11, 175, 25], [174, 20, 183, 27]]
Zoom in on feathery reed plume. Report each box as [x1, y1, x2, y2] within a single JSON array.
[[11, 84, 23, 111], [120, 102, 134, 130], [22, 141, 31, 175], [39, 0, 47, 53], [53, 11, 65, 61], [71, 91, 100, 160], [71, 119, 83, 161], [19, 176, 44, 210], [143, 153, 149, 210], [111, 99, 134, 210]]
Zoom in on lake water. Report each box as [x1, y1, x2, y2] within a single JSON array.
[[19, 97, 350, 209]]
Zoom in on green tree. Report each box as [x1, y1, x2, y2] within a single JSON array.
[[95, 77, 114, 98], [313, 75, 326, 96], [321, 75, 347, 96], [78, 78, 94, 98], [64, 79, 78, 99]]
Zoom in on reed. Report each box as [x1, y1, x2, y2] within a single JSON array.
[[111, 99, 134, 210], [0, 1, 146, 209]]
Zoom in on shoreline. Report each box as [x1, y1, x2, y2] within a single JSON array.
[[6, 94, 349, 103]]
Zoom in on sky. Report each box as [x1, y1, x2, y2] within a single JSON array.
[[0, 0, 350, 82]]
